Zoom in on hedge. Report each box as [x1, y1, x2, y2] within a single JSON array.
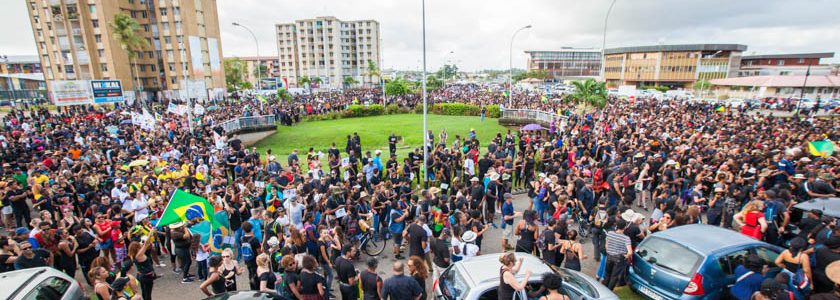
[[302, 103, 499, 122]]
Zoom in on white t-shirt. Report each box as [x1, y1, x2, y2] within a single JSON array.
[[460, 243, 480, 261]]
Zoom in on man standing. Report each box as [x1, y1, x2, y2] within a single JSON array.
[[604, 219, 632, 290], [14, 241, 51, 270], [4, 181, 30, 228], [381, 261, 423, 300], [240, 222, 262, 289], [501, 193, 517, 251], [361, 258, 384, 300], [170, 222, 195, 283], [405, 214, 428, 259], [336, 245, 360, 299], [389, 133, 398, 156]]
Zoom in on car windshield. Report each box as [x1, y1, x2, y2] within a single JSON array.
[[554, 268, 597, 298], [440, 267, 470, 300], [637, 237, 702, 276]]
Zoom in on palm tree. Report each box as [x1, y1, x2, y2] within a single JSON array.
[[311, 77, 322, 88], [109, 13, 148, 94], [367, 60, 380, 87], [298, 76, 311, 89], [569, 79, 608, 113], [343, 76, 358, 89]]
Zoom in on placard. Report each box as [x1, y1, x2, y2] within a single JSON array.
[[90, 80, 124, 103], [50, 80, 93, 106]]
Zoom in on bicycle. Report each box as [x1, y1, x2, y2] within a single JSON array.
[[564, 201, 591, 243], [354, 222, 389, 257]]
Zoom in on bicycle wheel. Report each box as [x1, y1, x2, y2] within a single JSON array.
[[362, 235, 387, 256], [577, 219, 591, 238]]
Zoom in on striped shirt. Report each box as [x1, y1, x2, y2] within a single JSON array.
[[606, 230, 631, 256]]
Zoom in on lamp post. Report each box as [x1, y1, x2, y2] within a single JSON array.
[[232, 22, 261, 92], [600, 0, 617, 83], [509, 25, 532, 107], [421, 0, 429, 188]]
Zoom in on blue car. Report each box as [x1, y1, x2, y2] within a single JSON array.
[[628, 224, 784, 300]]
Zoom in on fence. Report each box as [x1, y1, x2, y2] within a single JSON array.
[[216, 114, 277, 135]]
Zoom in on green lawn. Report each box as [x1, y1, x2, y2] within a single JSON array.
[[253, 114, 507, 166], [614, 286, 645, 300]]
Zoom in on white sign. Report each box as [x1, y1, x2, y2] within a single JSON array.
[[193, 103, 205, 116], [50, 80, 93, 106]]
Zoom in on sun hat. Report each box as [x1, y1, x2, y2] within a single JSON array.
[[470, 177, 480, 182], [621, 209, 636, 222], [428, 187, 441, 195], [462, 231, 477, 243], [268, 236, 280, 247], [634, 153, 645, 158], [168, 222, 185, 229]]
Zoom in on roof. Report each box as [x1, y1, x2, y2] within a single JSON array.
[[794, 197, 840, 218], [651, 224, 769, 254], [526, 48, 602, 54], [457, 253, 553, 286], [710, 75, 840, 87], [742, 52, 834, 60], [0, 55, 40, 64], [604, 44, 747, 55], [0, 73, 45, 81]]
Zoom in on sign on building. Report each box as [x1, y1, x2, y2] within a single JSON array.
[[259, 78, 278, 90], [50, 80, 93, 106], [90, 80, 125, 103]]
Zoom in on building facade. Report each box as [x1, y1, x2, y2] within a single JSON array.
[[737, 52, 835, 77], [0, 55, 43, 74], [525, 48, 601, 81], [604, 44, 747, 89], [710, 75, 840, 100], [25, 0, 225, 100], [276, 16, 381, 89]]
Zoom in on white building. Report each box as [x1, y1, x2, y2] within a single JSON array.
[[276, 16, 381, 89]]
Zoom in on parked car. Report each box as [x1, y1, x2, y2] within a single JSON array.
[[204, 291, 284, 300], [629, 224, 784, 300], [434, 252, 618, 300], [0, 267, 85, 300], [726, 98, 746, 108]]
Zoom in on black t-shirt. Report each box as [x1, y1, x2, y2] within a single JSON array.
[[407, 223, 427, 257], [15, 249, 50, 270], [0, 254, 14, 273], [300, 271, 325, 295], [5, 189, 26, 210], [259, 271, 277, 290], [361, 270, 383, 300], [625, 224, 643, 248], [172, 230, 192, 249], [431, 238, 450, 268], [335, 256, 357, 284], [242, 235, 261, 262], [283, 270, 300, 294]]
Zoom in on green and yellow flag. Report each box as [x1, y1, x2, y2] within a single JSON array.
[[159, 189, 218, 227], [715, 106, 726, 112], [807, 140, 836, 157]]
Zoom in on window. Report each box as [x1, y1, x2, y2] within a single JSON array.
[[777, 60, 785, 66], [159, 8, 167, 16], [94, 34, 101, 43], [130, 11, 136, 18], [88, 4, 95, 14], [139, 65, 146, 72], [22, 277, 71, 300], [636, 237, 702, 276], [100, 63, 108, 72], [798, 58, 805, 64], [754, 247, 780, 266], [718, 249, 749, 275], [143, 24, 149, 32], [92, 20, 99, 28]]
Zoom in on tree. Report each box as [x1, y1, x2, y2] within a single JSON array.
[[224, 58, 247, 91], [694, 79, 711, 94], [298, 76, 311, 89], [109, 13, 148, 92], [253, 64, 269, 78], [425, 75, 443, 91], [276, 88, 292, 102], [512, 70, 550, 82], [569, 79, 608, 113], [343, 76, 358, 89], [366, 60, 380, 87], [311, 77, 322, 88], [436, 64, 459, 82], [385, 77, 412, 96]]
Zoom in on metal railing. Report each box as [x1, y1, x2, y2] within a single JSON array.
[[501, 109, 566, 124], [216, 114, 277, 135]]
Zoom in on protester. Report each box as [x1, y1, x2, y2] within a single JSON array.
[[498, 252, 532, 300], [381, 261, 422, 300]]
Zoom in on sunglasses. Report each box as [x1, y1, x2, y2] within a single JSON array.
[[222, 255, 230, 258], [20, 247, 31, 250]]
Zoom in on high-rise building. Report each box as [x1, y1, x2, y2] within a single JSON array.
[[525, 48, 602, 82], [276, 16, 381, 89], [603, 44, 747, 89], [25, 0, 225, 100], [226, 56, 280, 87]]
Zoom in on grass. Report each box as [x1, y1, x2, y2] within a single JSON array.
[[253, 114, 507, 167], [614, 286, 645, 300]]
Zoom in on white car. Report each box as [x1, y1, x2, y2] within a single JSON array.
[[0, 267, 85, 300]]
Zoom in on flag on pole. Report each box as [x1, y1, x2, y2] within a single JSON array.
[[715, 106, 726, 112], [807, 140, 836, 157], [504, 91, 510, 97], [188, 211, 234, 254], [541, 95, 548, 103], [158, 189, 218, 227]]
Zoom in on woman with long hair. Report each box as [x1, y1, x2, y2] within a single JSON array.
[[93, 212, 118, 263], [299, 255, 326, 300], [514, 210, 538, 254], [735, 200, 767, 240], [408, 256, 429, 300], [91, 256, 116, 284], [559, 229, 586, 271], [127, 227, 156, 300], [220, 248, 242, 291], [498, 252, 532, 300], [256, 253, 278, 294], [287, 227, 306, 254], [774, 237, 812, 285], [89, 266, 112, 300], [200, 256, 226, 296], [539, 272, 570, 300]]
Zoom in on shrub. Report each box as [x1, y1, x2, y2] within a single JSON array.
[[431, 103, 481, 116], [345, 104, 385, 118], [486, 105, 501, 118]]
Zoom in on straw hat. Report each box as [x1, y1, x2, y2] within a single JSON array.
[[462, 231, 477, 243], [359, 191, 369, 199], [621, 209, 637, 222], [470, 177, 480, 182], [429, 187, 441, 195], [634, 153, 645, 158], [168, 222, 185, 229]]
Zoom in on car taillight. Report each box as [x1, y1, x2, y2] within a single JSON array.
[[683, 273, 704, 296]]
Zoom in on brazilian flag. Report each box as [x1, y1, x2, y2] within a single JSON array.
[[159, 189, 219, 227]]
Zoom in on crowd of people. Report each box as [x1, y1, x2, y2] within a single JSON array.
[[0, 84, 838, 300]]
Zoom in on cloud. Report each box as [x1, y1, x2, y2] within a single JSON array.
[[2, 0, 837, 72]]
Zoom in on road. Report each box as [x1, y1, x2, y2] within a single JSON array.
[[71, 193, 607, 299]]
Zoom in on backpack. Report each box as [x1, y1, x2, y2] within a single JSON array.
[[536, 229, 548, 251], [593, 210, 608, 228], [240, 236, 256, 261]]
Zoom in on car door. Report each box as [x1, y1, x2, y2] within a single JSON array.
[[19, 276, 74, 300], [753, 246, 783, 277], [719, 248, 750, 293]]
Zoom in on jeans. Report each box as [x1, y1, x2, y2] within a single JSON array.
[[197, 259, 208, 280], [604, 255, 627, 290], [175, 247, 192, 279], [322, 266, 334, 299], [138, 275, 154, 300], [533, 198, 546, 223], [339, 282, 359, 300], [372, 214, 380, 240]]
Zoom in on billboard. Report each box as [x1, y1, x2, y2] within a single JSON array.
[[90, 80, 125, 103], [50, 80, 93, 106], [259, 78, 278, 90]]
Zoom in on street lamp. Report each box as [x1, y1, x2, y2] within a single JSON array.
[[508, 25, 532, 107], [421, 0, 429, 188], [600, 0, 618, 83], [232, 22, 261, 92]]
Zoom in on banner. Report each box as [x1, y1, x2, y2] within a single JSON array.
[[50, 80, 93, 106], [259, 78, 278, 90], [193, 103, 205, 116], [90, 80, 125, 103], [189, 36, 204, 78]]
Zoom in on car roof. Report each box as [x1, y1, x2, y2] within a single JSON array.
[[794, 197, 840, 218], [0, 267, 58, 299], [650, 224, 773, 254], [456, 253, 553, 286]]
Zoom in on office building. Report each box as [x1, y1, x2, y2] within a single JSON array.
[[276, 16, 381, 89], [25, 0, 225, 100], [603, 44, 747, 88], [737, 52, 835, 77], [710, 75, 840, 100], [525, 48, 601, 81]]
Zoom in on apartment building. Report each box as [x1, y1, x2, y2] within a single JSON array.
[[276, 16, 381, 89], [25, 0, 225, 100], [229, 56, 280, 87], [603, 44, 747, 89]]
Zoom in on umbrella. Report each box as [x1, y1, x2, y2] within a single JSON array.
[[129, 159, 149, 167], [520, 124, 544, 131], [808, 140, 836, 157]]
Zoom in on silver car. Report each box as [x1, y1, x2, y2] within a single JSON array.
[[0, 267, 85, 300], [433, 253, 618, 300]]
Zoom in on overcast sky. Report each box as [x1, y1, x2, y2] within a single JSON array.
[[2, 0, 838, 71]]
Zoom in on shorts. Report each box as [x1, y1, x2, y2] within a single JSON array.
[[391, 230, 404, 246], [98, 239, 114, 250], [503, 226, 513, 240], [1, 206, 12, 215]]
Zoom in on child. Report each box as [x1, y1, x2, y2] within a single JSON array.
[[196, 235, 210, 281]]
